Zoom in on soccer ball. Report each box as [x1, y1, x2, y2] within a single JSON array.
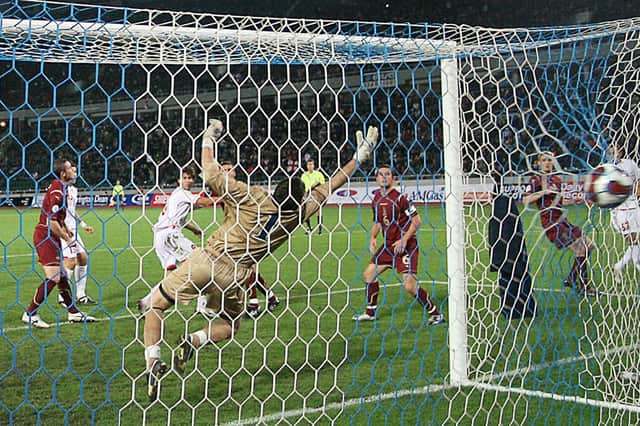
[[584, 164, 633, 208]]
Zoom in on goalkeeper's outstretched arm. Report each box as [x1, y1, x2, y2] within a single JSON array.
[[201, 119, 224, 182], [329, 126, 379, 192]]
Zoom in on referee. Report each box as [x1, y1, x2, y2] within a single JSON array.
[[301, 159, 326, 234]]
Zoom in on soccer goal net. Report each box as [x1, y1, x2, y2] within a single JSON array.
[[1, 0, 640, 424]]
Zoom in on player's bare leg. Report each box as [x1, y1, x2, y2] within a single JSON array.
[[175, 318, 238, 373], [352, 264, 389, 321], [143, 289, 171, 401]]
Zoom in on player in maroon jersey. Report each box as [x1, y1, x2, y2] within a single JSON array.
[[522, 151, 597, 296], [352, 166, 444, 325], [23, 158, 97, 329]]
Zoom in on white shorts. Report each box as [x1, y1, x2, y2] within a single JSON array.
[[61, 232, 86, 259], [153, 228, 196, 270], [611, 208, 640, 235]]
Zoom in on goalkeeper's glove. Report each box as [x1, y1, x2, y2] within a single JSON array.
[[353, 126, 379, 163], [202, 119, 223, 149]]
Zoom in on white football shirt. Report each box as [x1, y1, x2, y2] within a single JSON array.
[[64, 185, 79, 231], [154, 187, 200, 231], [614, 158, 640, 210]]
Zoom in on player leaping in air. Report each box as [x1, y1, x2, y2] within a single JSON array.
[[142, 119, 379, 401], [216, 162, 280, 319], [608, 144, 640, 275], [523, 151, 598, 296]]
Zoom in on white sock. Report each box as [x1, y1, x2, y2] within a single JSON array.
[[197, 295, 208, 312], [615, 247, 634, 271], [192, 330, 208, 348], [75, 265, 88, 299], [248, 298, 260, 307], [266, 290, 274, 300], [631, 245, 640, 270], [65, 268, 75, 299], [144, 345, 161, 368], [143, 284, 161, 305]]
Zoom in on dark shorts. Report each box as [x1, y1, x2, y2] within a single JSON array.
[[33, 227, 62, 266], [371, 239, 419, 274], [545, 220, 583, 249]]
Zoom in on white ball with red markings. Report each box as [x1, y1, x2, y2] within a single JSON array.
[[585, 164, 633, 209]]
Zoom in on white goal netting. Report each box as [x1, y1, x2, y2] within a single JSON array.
[[1, 0, 640, 424]]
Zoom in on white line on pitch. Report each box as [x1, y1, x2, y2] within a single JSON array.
[[3, 280, 635, 423], [2, 228, 446, 259], [0, 279, 604, 333], [221, 342, 640, 426]]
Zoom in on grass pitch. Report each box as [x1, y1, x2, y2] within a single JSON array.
[[1, 203, 639, 425]]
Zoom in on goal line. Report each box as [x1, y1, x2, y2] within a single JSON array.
[[221, 341, 640, 425]]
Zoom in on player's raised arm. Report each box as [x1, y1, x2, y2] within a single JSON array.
[[201, 119, 223, 182], [329, 126, 379, 192]]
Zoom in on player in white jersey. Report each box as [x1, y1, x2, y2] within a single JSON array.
[[59, 167, 96, 305], [137, 167, 215, 316], [609, 144, 640, 274]]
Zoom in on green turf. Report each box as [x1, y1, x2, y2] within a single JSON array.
[[0, 204, 639, 425]]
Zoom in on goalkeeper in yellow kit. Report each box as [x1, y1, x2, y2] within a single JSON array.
[[301, 159, 326, 234]]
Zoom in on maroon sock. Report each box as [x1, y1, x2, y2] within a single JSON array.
[[246, 272, 258, 299], [568, 256, 588, 288], [255, 274, 268, 296], [366, 280, 379, 316], [27, 279, 58, 313], [417, 287, 439, 315], [577, 256, 589, 288], [57, 277, 79, 314]]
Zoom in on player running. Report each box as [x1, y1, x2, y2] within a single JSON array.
[[23, 159, 96, 329], [142, 119, 379, 401], [352, 165, 443, 325], [523, 151, 597, 296]]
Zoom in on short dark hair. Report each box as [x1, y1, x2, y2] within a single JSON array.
[[182, 166, 197, 179], [273, 177, 305, 211], [375, 164, 394, 175], [53, 158, 68, 177]]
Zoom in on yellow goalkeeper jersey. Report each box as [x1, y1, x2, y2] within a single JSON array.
[[301, 170, 325, 192]]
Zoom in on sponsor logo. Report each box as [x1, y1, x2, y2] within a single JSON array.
[[151, 194, 171, 206], [76, 194, 110, 206], [410, 189, 445, 202], [335, 189, 359, 197], [128, 193, 152, 206], [561, 181, 585, 201]]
